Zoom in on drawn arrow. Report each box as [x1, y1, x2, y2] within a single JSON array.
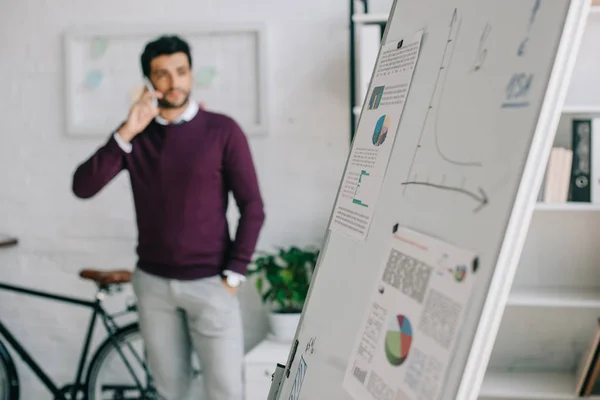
[[401, 181, 489, 212]]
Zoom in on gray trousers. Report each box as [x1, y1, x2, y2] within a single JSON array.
[[132, 268, 244, 400]]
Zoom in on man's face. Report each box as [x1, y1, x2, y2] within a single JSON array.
[[149, 52, 193, 109]]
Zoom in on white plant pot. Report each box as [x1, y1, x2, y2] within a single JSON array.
[[268, 312, 301, 343]]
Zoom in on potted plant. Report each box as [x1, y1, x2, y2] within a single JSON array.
[[247, 246, 320, 343]]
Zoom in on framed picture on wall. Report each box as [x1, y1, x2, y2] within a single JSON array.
[[63, 23, 269, 137]]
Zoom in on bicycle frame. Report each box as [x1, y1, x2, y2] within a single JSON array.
[[0, 281, 139, 400]]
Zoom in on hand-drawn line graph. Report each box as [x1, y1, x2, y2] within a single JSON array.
[[402, 172, 488, 211], [401, 8, 489, 212], [401, 180, 489, 212], [410, 9, 483, 169], [432, 9, 482, 168]]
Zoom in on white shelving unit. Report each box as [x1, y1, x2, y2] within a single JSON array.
[[562, 105, 600, 114], [352, 13, 389, 23], [481, 371, 585, 400], [535, 202, 600, 211], [351, 2, 600, 399], [506, 286, 600, 309], [481, 6, 600, 399]]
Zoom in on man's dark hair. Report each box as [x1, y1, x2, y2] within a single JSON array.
[[140, 35, 192, 77]]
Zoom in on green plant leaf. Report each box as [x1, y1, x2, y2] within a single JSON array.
[[280, 269, 294, 285], [249, 245, 320, 310], [262, 288, 273, 303], [276, 290, 286, 310], [292, 290, 303, 305]]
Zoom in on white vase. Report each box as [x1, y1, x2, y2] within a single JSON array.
[[267, 312, 301, 343]]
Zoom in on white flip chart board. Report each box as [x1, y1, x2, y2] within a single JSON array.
[[273, 0, 590, 399]]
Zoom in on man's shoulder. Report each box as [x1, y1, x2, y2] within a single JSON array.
[[201, 110, 241, 132], [202, 110, 238, 128], [202, 110, 235, 125]]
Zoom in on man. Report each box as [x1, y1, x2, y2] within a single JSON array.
[[72, 35, 265, 400]]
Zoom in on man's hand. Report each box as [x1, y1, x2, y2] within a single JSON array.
[[117, 89, 163, 143], [222, 279, 239, 295]]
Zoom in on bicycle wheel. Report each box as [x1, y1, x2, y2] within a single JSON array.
[[0, 340, 19, 400], [86, 323, 156, 400]]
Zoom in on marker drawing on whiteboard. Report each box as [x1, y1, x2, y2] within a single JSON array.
[[502, 72, 533, 108], [305, 337, 316, 355], [403, 6, 483, 196], [518, 0, 541, 56], [433, 9, 482, 167], [502, 101, 530, 108], [529, 0, 541, 26], [400, 180, 489, 212], [406, 9, 460, 179], [471, 23, 491, 72], [429, 9, 481, 167]]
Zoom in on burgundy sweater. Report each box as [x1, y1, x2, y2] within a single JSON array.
[[72, 110, 265, 280]]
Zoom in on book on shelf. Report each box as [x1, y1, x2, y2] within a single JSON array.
[[539, 118, 600, 204], [541, 146, 573, 203], [575, 317, 600, 397]]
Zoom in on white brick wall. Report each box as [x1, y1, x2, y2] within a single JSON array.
[[0, 0, 392, 397]]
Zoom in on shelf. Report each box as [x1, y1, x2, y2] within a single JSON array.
[[352, 13, 389, 24], [562, 105, 600, 114], [508, 286, 600, 308], [480, 371, 596, 399], [535, 202, 600, 211]]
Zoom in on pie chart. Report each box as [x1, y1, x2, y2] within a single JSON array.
[[385, 315, 413, 366], [372, 114, 390, 146]]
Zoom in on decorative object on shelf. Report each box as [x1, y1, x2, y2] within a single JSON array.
[[247, 246, 320, 343]]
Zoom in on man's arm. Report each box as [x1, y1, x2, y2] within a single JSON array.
[[222, 120, 266, 276], [73, 88, 161, 199], [72, 133, 128, 199]]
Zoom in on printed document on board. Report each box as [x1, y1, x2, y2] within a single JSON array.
[[329, 31, 423, 242], [342, 226, 479, 400]]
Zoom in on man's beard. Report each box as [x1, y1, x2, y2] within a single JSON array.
[[158, 89, 190, 109]]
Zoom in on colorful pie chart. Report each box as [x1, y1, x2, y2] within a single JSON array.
[[372, 114, 390, 146], [453, 265, 467, 282], [385, 315, 413, 366]]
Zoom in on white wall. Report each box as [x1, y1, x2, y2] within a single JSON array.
[[0, 0, 399, 397]]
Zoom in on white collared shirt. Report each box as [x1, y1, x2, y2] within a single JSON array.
[[113, 101, 245, 285]]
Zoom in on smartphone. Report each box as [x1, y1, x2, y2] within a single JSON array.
[[143, 77, 159, 108]]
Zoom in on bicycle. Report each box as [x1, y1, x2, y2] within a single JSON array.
[[0, 268, 158, 400]]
